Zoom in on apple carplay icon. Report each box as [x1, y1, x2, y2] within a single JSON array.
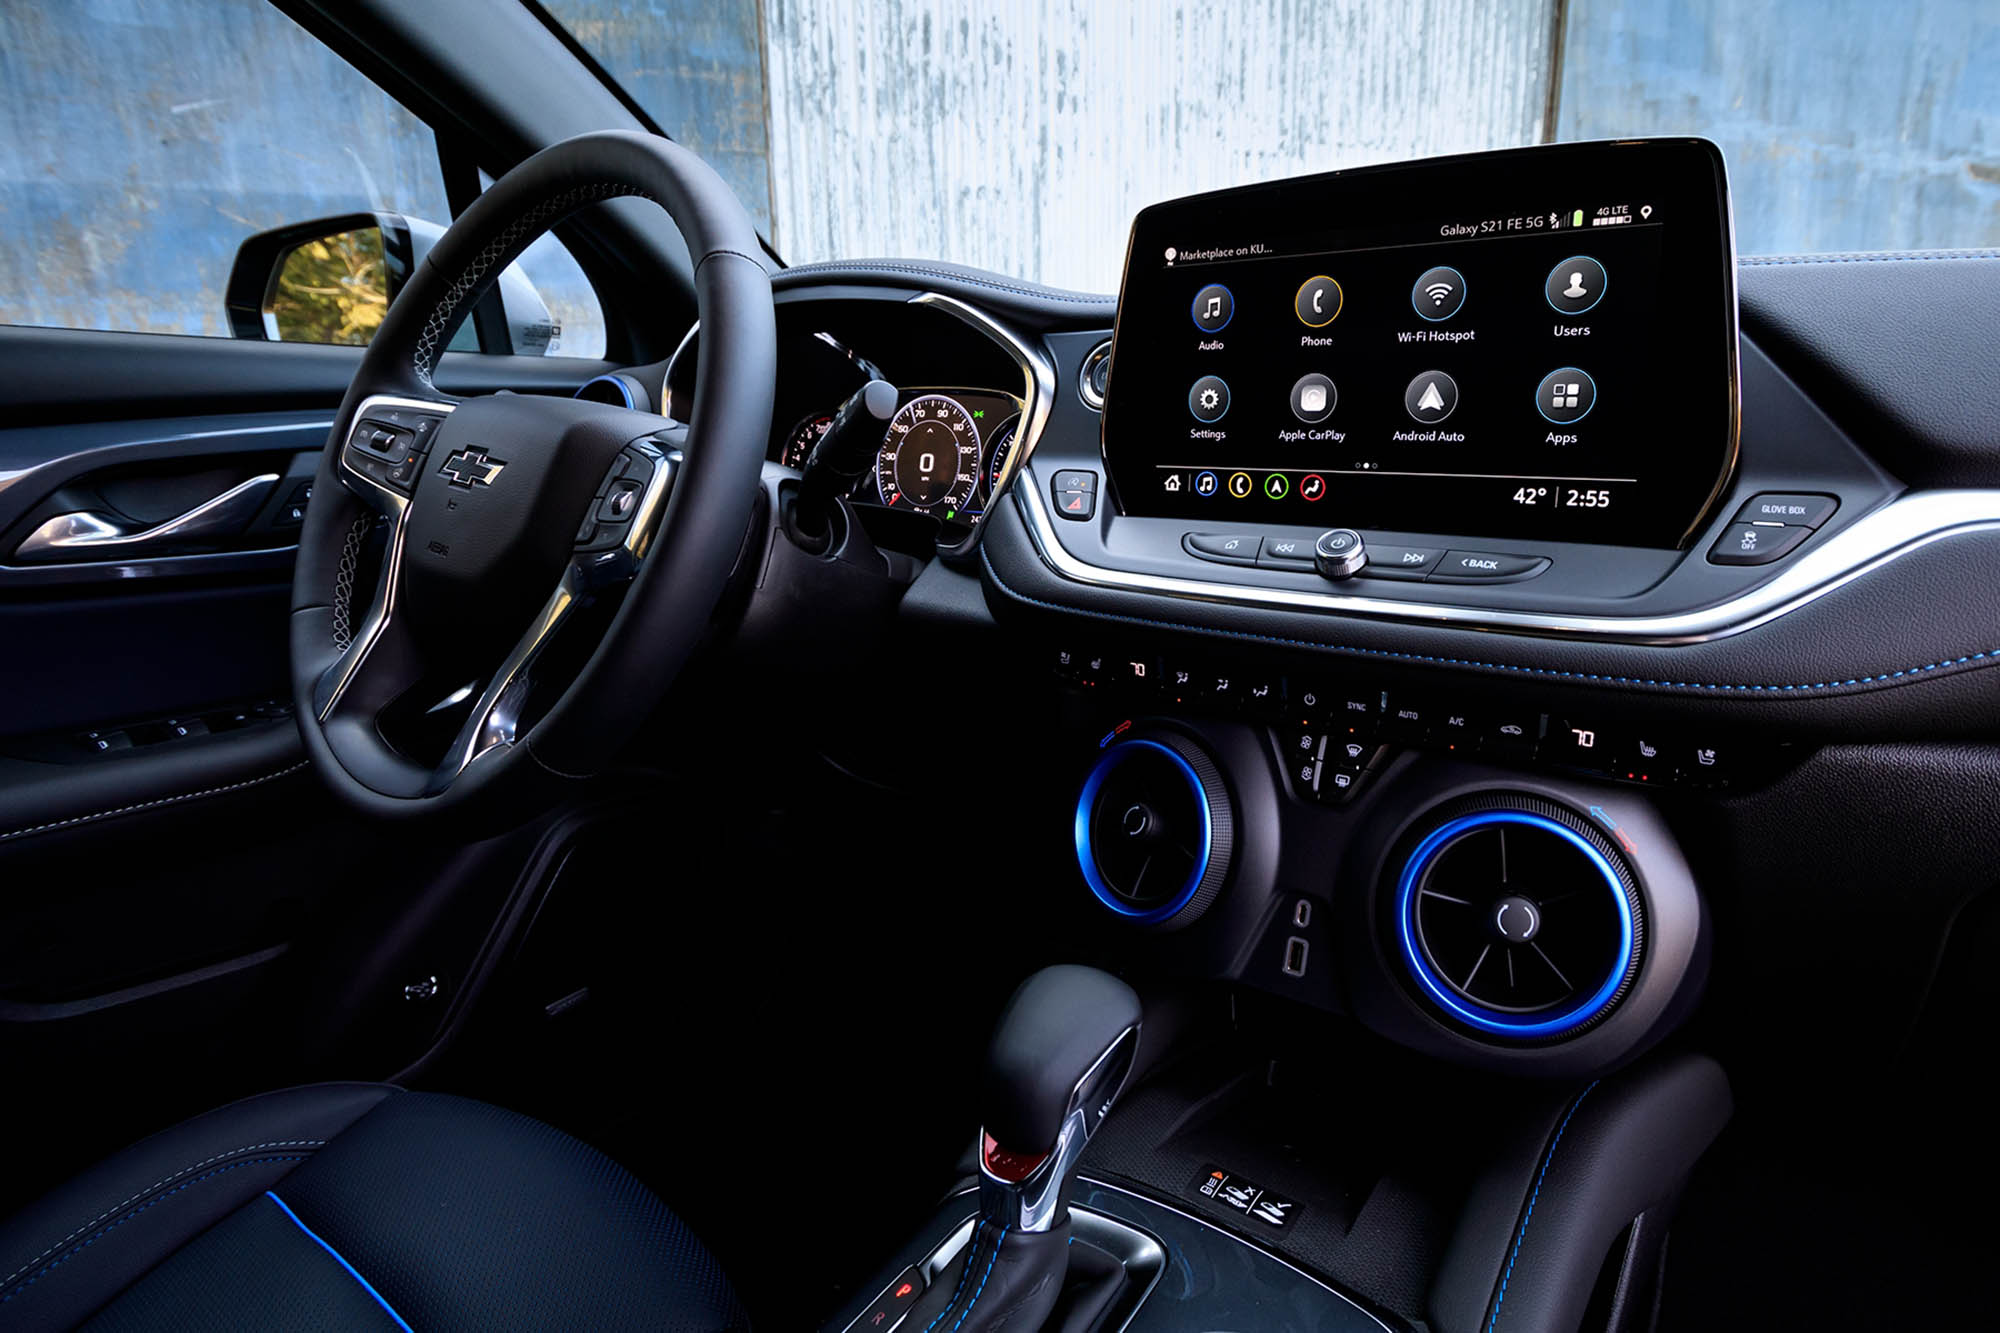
[[1403, 370, 1459, 422]]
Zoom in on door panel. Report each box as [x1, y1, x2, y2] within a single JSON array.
[[0, 322, 613, 1211]]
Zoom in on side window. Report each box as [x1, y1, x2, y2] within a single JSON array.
[[0, 0, 605, 357]]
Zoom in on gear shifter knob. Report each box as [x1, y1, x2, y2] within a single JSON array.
[[977, 966, 1142, 1233]]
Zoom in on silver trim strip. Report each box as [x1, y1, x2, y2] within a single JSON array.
[[1015, 481, 2000, 646], [13, 472, 278, 560], [313, 393, 454, 721], [908, 292, 1057, 559]]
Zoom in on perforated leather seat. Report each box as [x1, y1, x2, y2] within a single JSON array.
[[0, 1084, 748, 1331]]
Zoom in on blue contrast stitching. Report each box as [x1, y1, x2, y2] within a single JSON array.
[[0, 1155, 308, 1305], [266, 1192, 413, 1332], [950, 1222, 1010, 1332], [922, 1220, 986, 1333], [980, 546, 2000, 695], [1488, 1082, 1598, 1332]]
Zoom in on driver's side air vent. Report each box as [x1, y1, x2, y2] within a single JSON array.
[[1075, 732, 1234, 930], [1392, 797, 1644, 1040]]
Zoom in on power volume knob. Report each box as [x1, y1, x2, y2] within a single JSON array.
[[1314, 528, 1368, 580]]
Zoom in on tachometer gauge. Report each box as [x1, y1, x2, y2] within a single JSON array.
[[779, 412, 834, 469], [875, 394, 982, 518], [985, 413, 1021, 495]]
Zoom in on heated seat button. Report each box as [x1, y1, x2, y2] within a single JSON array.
[[1732, 492, 1837, 528], [1708, 522, 1810, 565], [1183, 532, 1260, 565], [1429, 550, 1550, 582]]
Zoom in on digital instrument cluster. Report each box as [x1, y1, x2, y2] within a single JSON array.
[[1101, 139, 1737, 548], [777, 387, 1023, 529]]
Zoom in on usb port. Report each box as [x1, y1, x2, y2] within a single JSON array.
[[1292, 899, 1312, 928], [1282, 936, 1309, 978]]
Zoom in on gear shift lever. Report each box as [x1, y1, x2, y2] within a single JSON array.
[[902, 966, 1141, 1333]]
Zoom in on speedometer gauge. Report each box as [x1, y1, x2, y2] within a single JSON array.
[[876, 394, 981, 517]]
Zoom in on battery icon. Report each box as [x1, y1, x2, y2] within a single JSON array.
[[1571, 209, 1585, 227]]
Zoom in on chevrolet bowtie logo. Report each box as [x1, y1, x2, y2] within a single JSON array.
[[439, 448, 505, 488]]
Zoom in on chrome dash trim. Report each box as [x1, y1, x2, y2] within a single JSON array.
[[908, 291, 1058, 559], [1014, 481, 2000, 646]]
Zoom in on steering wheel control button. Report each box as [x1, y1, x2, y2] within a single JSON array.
[[1183, 532, 1260, 565], [1312, 528, 1367, 580], [1733, 492, 1838, 528], [1403, 370, 1459, 423], [1257, 534, 1315, 569], [1546, 255, 1608, 315], [1289, 373, 1337, 423], [1191, 284, 1234, 333], [1708, 521, 1810, 565], [1412, 266, 1467, 321], [1356, 544, 1445, 580], [1294, 275, 1343, 327], [1188, 375, 1231, 422], [1536, 367, 1598, 425], [1429, 550, 1551, 583], [597, 482, 641, 522]]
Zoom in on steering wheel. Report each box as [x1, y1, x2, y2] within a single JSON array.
[[289, 131, 775, 822]]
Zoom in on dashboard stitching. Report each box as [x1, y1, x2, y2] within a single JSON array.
[[0, 763, 309, 845], [980, 546, 2000, 695], [1487, 1081, 1598, 1332], [780, 260, 1113, 306]]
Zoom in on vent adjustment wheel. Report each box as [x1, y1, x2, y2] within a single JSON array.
[[1075, 734, 1234, 929], [1394, 798, 1644, 1039]]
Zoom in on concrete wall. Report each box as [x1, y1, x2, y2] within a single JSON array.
[[5, 0, 1995, 340]]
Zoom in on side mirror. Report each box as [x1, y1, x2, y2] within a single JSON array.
[[225, 212, 412, 345], [226, 212, 561, 354]]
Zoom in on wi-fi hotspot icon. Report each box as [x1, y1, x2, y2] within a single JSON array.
[[1425, 281, 1455, 306]]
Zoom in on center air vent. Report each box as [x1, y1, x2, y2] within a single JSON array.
[[1393, 799, 1644, 1039], [1076, 734, 1234, 930]]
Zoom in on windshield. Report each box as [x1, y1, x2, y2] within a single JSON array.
[[546, 1, 1999, 290]]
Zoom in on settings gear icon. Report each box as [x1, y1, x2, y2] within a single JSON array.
[[1189, 377, 1229, 420]]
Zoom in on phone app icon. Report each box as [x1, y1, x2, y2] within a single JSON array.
[[1294, 276, 1343, 327], [1227, 471, 1253, 499]]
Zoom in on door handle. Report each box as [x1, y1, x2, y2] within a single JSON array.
[[12, 474, 281, 562]]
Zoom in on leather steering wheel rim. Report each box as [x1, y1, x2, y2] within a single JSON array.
[[288, 130, 775, 824]]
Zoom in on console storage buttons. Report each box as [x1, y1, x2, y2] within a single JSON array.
[[1428, 550, 1550, 582], [1184, 532, 1259, 565], [1257, 534, 1315, 568], [1732, 492, 1838, 528], [1708, 522, 1810, 565], [1357, 544, 1444, 580]]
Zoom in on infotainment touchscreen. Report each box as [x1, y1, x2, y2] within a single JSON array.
[[1100, 139, 1737, 548]]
